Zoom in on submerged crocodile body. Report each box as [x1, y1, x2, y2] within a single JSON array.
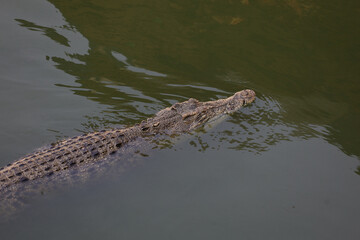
[[0, 90, 255, 190]]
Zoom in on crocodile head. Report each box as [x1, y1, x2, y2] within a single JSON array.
[[223, 89, 256, 114], [141, 89, 256, 134], [185, 89, 256, 130]]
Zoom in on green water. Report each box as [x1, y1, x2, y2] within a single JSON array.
[[0, 0, 359, 239]]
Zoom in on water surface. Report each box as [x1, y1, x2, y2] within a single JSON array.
[[0, 0, 359, 239]]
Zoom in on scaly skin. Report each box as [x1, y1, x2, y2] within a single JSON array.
[[0, 90, 255, 189]]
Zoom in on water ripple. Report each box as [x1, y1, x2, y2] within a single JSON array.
[[186, 94, 334, 155]]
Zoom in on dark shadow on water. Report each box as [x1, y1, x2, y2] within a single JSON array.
[[15, 19, 70, 47]]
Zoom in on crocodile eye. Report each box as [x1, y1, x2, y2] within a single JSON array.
[[182, 115, 192, 121]]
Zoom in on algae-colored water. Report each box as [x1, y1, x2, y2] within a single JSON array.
[[0, 0, 359, 239]]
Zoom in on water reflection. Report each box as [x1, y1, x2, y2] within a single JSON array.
[[13, 0, 360, 161], [187, 95, 326, 154], [112, 51, 167, 77], [15, 19, 70, 47], [1, 1, 359, 238]]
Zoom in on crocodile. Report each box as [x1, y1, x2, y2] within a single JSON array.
[[0, 89, 255, 190]]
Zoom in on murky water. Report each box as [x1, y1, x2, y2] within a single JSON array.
[[0, 0, 359, 239]]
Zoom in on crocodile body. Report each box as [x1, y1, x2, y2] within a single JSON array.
[[0, 90, 255, 190]]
